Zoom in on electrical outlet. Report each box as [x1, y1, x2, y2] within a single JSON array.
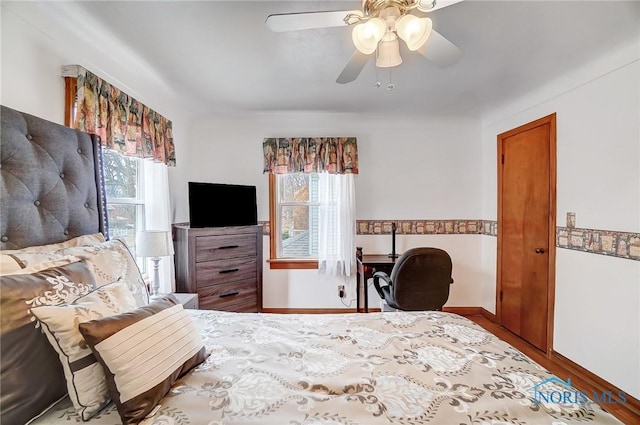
[[338, 285, 345, 298]]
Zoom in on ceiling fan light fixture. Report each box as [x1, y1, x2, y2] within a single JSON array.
[[352, 17, 386, 54], [416, 0, 437, 12], [376, 38, 402, 68], [396, 14, 432, 51]]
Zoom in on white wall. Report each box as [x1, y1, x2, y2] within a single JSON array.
[[0, 4, 69, 123], [479, 39, 640, 399], [176, 113, 483, 309], [0, 2, 191, 130], [555, 250, 639, 400]]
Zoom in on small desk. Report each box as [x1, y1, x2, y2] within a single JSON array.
[[357, 254, 398, 312]]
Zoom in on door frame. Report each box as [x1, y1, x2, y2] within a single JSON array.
[[496, 113, 557, 355]]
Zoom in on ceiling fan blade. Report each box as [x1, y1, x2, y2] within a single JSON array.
[[420, 0, 465, 12], [336, 50, 371, 84], [265, 10, 355, 32], [417, 29, 463, 68]]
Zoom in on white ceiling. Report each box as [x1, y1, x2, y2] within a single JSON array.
[[18, 1, 640, 118]]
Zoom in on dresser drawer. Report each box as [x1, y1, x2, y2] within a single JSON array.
[[195, 234, 256, 262], [195, 257, 257, 288], [197, 281, 257, 310]]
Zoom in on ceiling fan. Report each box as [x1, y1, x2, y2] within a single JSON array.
[[265, 0, 465, 84]]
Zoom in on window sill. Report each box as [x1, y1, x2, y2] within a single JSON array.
[[267, 259, 318, 270]]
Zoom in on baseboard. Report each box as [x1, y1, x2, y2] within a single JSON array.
[[550, 350, 640, 417], [443, 306, 497, 323], [480, 307, 497, 322], [263, 307, 495, 318], [262, 308, 381, 314], [443, 306, 482, 315]]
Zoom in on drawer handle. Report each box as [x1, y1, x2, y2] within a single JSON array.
[[219, 268, 239, 274], [219, 291, 239, 298], [218, 245, 239, 250]]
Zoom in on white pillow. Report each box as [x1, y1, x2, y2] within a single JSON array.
[[31, 280, 139, 421], [61, 239, 149, 306], [5, 238, 149, 306]]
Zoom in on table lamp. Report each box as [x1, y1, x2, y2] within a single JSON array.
[[136, 230, 171, 296]]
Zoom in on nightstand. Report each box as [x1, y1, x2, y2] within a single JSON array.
[[151, 293, 199, 309]]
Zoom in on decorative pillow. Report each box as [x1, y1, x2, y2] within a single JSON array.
[[0, 261, 96, 425], [61, 239, 149, 306], [5, 238, 149, 306], [79, 296, 208, 425], [0, 233, 105, 275], [31, 280, 139, 420]]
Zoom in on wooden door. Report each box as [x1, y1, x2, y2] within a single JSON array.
[[497, 114, 556, 352]]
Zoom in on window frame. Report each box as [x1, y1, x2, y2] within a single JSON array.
[[64, 77, 147, 270], [102, 150, 146, 255], [268, 173, 318, 270]]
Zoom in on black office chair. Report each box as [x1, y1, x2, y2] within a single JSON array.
[[373, 247, 454, 311]]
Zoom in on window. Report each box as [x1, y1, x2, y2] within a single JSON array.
[[269, 172, 354, 272], [277, 173, 319, 258], [269, 173, 321, 269], [102, 149, 145, 254], [64, 74, 174, 286], [64, 76, 147, 260]]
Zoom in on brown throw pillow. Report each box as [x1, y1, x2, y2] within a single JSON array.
[[79, 296, 208, 425], [0, 261, 96, 425]]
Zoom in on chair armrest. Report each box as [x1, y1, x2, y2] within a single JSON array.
[[372, 271, 392, 299]]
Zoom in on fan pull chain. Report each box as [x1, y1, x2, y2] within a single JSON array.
[[374, 49, 381, 88], [387, 68, 395, 91]]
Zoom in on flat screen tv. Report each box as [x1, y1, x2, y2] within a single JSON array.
[[188, 182, 257, 228]]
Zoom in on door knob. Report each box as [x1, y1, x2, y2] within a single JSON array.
[[535, 248, 546, 254]]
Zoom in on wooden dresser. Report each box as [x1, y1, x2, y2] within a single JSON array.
[[173, 223, 263, 312]]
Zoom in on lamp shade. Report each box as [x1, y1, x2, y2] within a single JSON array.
[[352, 17, 386, 55], [376, 38, 402, 68], [136, 230, 171, 258], [396, 14, 432, 51]]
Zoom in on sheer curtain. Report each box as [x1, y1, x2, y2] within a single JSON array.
[[142, 160, 174, 293], [317, 173, 357, 277]]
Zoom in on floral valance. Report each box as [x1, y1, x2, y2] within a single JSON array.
[[263, 137, 358, 175], [73, 68, 176, 166]]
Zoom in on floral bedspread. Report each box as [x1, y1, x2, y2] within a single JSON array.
[[34, 310, 623, 425]]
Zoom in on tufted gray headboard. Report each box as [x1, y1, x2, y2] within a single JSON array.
[[0, 105, 108, 250]]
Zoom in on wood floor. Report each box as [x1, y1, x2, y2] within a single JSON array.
[[465, 314, 639, 425]]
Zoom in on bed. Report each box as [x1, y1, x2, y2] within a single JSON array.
[[0, 104, 625, 425]]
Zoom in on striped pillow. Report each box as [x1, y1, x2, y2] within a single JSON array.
[[78, 296, 207, 425]]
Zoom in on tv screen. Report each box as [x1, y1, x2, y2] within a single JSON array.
[[188, 182, 257, 228]]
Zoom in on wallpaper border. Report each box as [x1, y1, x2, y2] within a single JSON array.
[[259, 219, 638, 261]]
